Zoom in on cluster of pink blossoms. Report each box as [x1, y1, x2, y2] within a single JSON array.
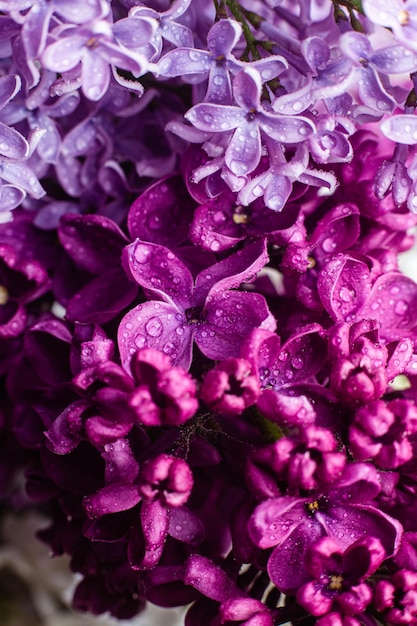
[[4, 1, 417, 625]]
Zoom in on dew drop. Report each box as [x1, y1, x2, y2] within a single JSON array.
[[145, 317, 163, 337]]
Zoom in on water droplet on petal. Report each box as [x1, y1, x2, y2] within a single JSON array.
[[145, 317, 163, 337]]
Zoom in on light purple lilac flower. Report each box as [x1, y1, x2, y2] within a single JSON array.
[[363, 0, 417, 52], [185, 66, 315, 177]]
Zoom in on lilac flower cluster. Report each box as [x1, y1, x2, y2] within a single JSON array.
[[4, 1, 417, 625]]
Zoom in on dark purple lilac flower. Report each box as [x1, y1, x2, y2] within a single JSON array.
[[297, 536, 385, 617], [248, 463, 403, 594], [374, 569, 417, 624], [118, 238, 276, 370], [185, 66, 315, 177], [200, 357, 259, 417], [349, 399, 417, 469]]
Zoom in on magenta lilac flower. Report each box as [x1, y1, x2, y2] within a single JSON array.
[[3, 1, 417, 625]]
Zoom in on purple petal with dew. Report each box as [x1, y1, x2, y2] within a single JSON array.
[[225, 121, 261, 176], [264, 173, 293, 212], [256, 390, 317, 426], [339, 31, 372, 63], [0, 161, 45, 199], [56, 154, 82, 197], [162, 0, 193, 21], [184, 555, 243, 602], [41, 34, 85, 72], [99, 39, 147, 76], [273, 79, 314, 115], [128, 175, 195, 247], [168, 507, 205, 546], [140, 499, 170, 569], [206, 63, 233, 104], [0, 122, 28, 159], [301, 36, 330, 73], [362, 0, 401, 27], [381, 114, 417, 145], [61, 118, 97, 158], [111, 66, 145, 95], [81, 50, 110, 101], [185, 103, 244, 132], [123, 240, 193, 308], [357, 68, 395, 114], [113, 16, 156, 50], [160, 20, 194, 49], [233, 67, 261, 112], [360, 272, 417, 339], [166, 120, 213, 144], [312, 203, 360, 262], [386, 338, 413, 381], [198, 291, 276, 361], [118, 301, 193, 372], [103, 439, 139, 485], [157, 48, 211, 77], [44, 89, 80, 118], [195, 239, 269, 301], [275, 324, 327, 386], [237, 170, 272, 207], [29, 112, 60, 164], [0, 74, 21, 110], [66, 268, 138, 324], [207, 19, 242, 56], [317, 254, 371, 323], [268, 521, 324, 594], [248, 496, 305, 550], [0, 184, 25, 212], [21, 2, 51, 59], [83, 483, 141, 519], [0, 303, 26, 339], [190, 193, 242, 252], [45, 400, 90, 455], [252, 56, 289, 81], [85, 415, 133, 447], [55, 0, 109, 22], [240, 327, 281, 374], [59, 214, 128, 274], [371, 44, 417, 74], [260, 111, 315, 143]]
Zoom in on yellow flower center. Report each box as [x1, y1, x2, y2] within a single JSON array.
[[398, 9, 410, 25], [307, 500, 320, 512], [329, 574, 344, 591], [0, 285, 9, 305]]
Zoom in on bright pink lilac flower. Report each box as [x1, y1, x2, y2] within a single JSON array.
[[200, 357, 259, 416], [297, 536, 385, 617], [374, 569, 417, 624]]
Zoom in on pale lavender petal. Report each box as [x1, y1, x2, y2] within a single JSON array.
[[0, 74, 21, 110], [357, 68, 395, 114], [118, 301, 193, 372], [0, 161, 45, 198], [264, 173, 293, 211], [301, 36, 330, 73], [123, 240, 193, 308], [251, 56, 289, 81], [113, 16, 156, 49], [339, 31, 372, 62], [233, 67, 261, 112], [160, 20, 194, 48], [21, 2, 52, 58], [259, 111, 315, 143], [99, 40, 148, 75], [225, 121, 261, 176], [206, 64, 233, 104], [157, 48, 211, 77], [273, 79, 314, 115], [54, 0, 109, 22], [81, 50, 110, 101], [185, 103, 244, 132], [207, 19, 242, 56], [380, 114, 417, 145], [0, 184, 25, 211], [0, 122, 28, 159], [371, 45, 417, 74], [42, 34, 85, 72]]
